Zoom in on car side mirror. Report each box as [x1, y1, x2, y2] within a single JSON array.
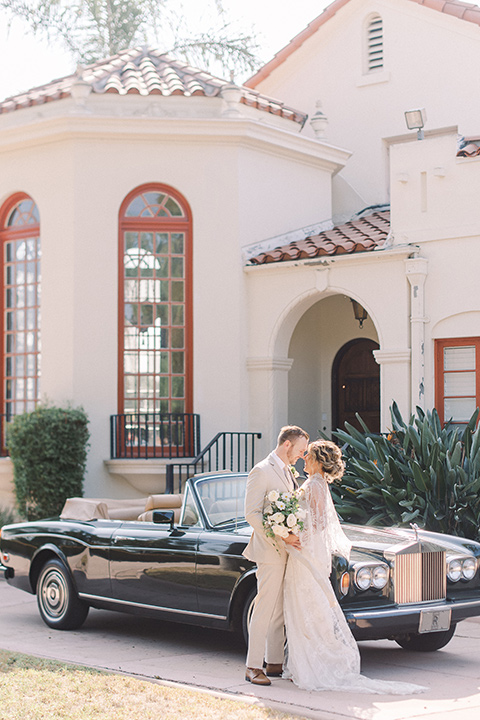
[[152, 510, 175, 529]]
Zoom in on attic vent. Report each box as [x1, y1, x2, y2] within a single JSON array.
[[367, 15, 383, 72]]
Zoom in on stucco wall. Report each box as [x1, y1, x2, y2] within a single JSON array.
[[252, 0, 480, 216], [0, 107, 342, 498]]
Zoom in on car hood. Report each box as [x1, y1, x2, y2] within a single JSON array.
[[234, 521, 480, 558]]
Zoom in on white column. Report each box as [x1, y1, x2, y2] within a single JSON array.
[[373, 349, 411, 430], [405, 258, 429, 411], [247, 357, 294, 453]]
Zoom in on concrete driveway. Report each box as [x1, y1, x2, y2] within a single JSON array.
[[1, 577, 480, 720]]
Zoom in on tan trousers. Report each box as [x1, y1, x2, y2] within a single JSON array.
[[246, 562, 286, 669]]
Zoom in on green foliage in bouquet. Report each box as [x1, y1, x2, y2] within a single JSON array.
[[7, 405, 90, 521], [330, 402, 480, 541]]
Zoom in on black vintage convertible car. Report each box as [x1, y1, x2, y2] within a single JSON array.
[[1, 471, 480, 652]]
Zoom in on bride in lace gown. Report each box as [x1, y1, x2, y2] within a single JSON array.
[[283, 439, 426, 695]]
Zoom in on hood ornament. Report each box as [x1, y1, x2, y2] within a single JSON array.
[[410, 522, 420, 542]]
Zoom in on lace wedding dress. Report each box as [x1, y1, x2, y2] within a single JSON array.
[[283, 473, 426, 694]]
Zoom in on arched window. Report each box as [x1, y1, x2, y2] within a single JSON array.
[[0, 194, 41, 421], [366, 14, 383, 73], [118, 184, 192, 420]]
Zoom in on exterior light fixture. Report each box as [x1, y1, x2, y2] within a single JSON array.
[[351, 299, 368, 329], [404, 108, 426, 140]]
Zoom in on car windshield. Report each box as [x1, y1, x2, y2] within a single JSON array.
[[195, 475, 247, 527]]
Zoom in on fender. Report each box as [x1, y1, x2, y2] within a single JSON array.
[[30, 544, 73, 593], [228, 567, 257, 622]]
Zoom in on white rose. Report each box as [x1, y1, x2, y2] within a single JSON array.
[[286, 513, 297, 528], [268, 490, 279, 502], [264, 504, 273, 515], [271, 512, 285, 524], [296, 508, 307, 520], [272, 524, 289, 538]]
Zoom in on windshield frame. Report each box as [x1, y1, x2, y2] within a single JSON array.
[[192, 472, 248, 529]]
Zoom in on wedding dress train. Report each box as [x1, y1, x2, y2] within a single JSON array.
[[283, 474, 427, 695]]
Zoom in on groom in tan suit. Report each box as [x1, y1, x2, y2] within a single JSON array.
[[243, 425, 309, 685]]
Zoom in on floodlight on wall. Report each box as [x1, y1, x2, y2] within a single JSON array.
[[351, 299, 368, 329], [404, 108, 427, 140]]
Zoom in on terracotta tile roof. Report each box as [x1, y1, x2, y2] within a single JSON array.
[[246, 0, 480, 88], [248, 210, 390, 265], [0, 47, 307, 124], [457, 137, 480, 156]]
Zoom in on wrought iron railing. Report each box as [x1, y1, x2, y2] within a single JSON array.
[[110, 413, 201, 459], [165, 431, 262, 493]]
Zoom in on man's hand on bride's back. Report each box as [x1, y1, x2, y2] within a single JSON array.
[[283, 533, 301, 549]]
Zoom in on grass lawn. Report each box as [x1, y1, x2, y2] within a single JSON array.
[[0, 650, 307, 720]]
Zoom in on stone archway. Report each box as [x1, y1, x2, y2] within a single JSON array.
[[332, 338, 380, 433]]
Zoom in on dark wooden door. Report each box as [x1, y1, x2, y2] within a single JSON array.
[[333, 339, 380, 433]]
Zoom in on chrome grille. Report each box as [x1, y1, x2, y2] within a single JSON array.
[[394, 550, 446, 604]]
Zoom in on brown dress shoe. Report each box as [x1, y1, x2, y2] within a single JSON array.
[[265, 663, 283, 677], [245, 667, 271, 685]]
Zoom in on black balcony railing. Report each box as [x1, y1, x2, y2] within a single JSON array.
[[166, 431, 261, 493], [110, 413, 201, 459]]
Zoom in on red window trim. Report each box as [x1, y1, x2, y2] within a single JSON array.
[[117, 182, 193, 417], [434, 336, 480, 426], [0, 192, 40, 419]]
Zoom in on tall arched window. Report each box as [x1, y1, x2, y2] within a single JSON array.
[[0, 194, 41, 421], [366, 14, 383, 73], [118, 184, 192, 421]]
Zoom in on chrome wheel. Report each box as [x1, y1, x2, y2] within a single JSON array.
[[36, 558, 89, 630], [39, 568, 69, 620]]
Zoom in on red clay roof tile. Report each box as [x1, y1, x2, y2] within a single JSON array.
[[0, 47, 307, 125], [248, 210, 390, 265], [457, 140, 480, 156]]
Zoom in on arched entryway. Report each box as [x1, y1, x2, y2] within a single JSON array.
[[332, 338, 380, 433], [287, 295, 380, 441]]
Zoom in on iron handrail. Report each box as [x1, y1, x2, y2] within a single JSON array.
[[166, 431, 261, 493]]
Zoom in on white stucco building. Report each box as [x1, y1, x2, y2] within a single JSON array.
[[1, 0, 480, 504]]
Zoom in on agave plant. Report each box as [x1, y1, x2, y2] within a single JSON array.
[[330, 402, 480, 541]]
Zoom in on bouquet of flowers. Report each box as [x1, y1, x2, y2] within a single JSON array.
[[263, 488, 307, 541]]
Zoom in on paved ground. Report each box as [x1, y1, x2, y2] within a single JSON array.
[[1, 577, 480, 720]]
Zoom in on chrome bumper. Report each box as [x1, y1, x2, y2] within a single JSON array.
[[0, 562, 13, 579], [346, 597, 480, 640]]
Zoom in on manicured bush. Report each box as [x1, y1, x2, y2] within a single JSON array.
[[330, 402, 480, 541], [7, 405, 90, 521]]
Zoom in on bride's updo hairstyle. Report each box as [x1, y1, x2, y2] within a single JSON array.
[[307, 440, 344, 484]]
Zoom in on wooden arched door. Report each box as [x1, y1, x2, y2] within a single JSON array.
[[332, 338, 380, 433]]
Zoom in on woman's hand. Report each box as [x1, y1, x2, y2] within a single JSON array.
[[283, 533, 301, 550]]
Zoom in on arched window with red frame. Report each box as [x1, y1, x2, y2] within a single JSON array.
[[118, 184, 193, 430], [0, 193, 41, 422]]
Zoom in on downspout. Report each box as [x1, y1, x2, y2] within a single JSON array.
[[405, 257, 429, 411]]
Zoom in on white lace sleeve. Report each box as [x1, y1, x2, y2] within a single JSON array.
[[301, 474, 351, 565]]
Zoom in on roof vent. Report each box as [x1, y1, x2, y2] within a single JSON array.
[[367, 15, 383, 72]]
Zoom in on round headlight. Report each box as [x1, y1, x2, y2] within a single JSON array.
[[372, 564, 389, 589], [355, 566, 373, 590], [462, 557, 477, 581], [447, 558, 462, 582]]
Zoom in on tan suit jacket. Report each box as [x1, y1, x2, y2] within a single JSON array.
[[243, 452, 294, 565]]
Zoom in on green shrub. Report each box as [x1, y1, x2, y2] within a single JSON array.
[[330, 402, 480, 541], [7, 405, 90, 521]]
